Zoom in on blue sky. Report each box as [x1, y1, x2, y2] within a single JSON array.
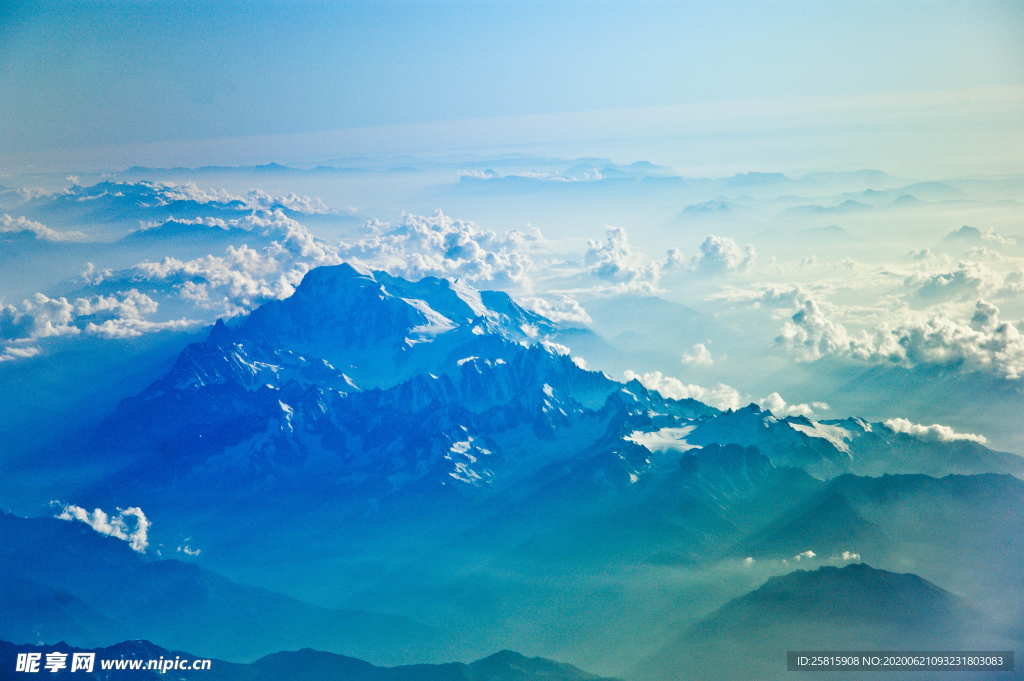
[[2, 0, 1022, 158]]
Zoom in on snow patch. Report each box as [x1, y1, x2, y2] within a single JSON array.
[[788, 420, 852, 454], [625, 426, 699, 453]]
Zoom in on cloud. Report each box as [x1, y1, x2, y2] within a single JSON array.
[[1, 214, 86, 241], [0, 210, 347, 363], [25, 180, 336, 223], [337, 211, 541, 288], [680, 342, 714, 366], [578, 226, 687, 294], [519, 294, 592, 324], [624, 369, 745, 410], [708, 284, 810, 308], [904, 261, 1000, 303], [584, 227, 662, 287], [755, 391, 830, 418], [945, 225, 1015, 246], [0, 345, 41, 362], [775, 297, 854, 362], [623, 369, 828, 416], [55, 504, 150, 553], [882, 417, 988, 444], [691, 235, 755, 275], [176, 541, 202, 556], [129, 208, 311, 240], [0, 290, 193, 343], [777, 297, 1024, 380], [84, 214, 340, 317]]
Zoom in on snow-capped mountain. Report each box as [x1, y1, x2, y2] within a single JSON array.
[[7, 262, 1024, 671], [64, 264, 1020, 546]]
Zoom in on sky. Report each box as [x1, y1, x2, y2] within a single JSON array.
[[1, 0, 1024, 455], [2, 0, 1023, 171]]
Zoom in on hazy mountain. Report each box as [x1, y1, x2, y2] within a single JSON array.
[[0, 640, 619, 681], [0, 512, 438, 664], [638, 563, 996, 681], [733, 472, 1024, 626]]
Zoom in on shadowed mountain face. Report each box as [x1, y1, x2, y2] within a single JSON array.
[[732, 473, 1024, 620], [637, 564, 1001, 681], [0, 641, 620, 681], [0, 513, 438, 665]]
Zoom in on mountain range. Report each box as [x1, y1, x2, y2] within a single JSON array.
[[3, 262, 1022, 676]]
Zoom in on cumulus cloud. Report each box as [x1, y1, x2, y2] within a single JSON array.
[[777, 297, 1024, 380], [624, 369, 745, 410], [0, 290, 194, 344], [55, 504, 150, 553], [623, 369, 828, 416], [691, 235, 755, 275], [519, 294, 592, 324], [680, 342, 714, 366], [584, 227, 661, 287], [904, 261, 1000, 303], [0, 217, 340, 362], [337, 211, 540, 288], [775, 298, 854, 362], [755, 391, 830, 418], [83, 214, 340, 319], [882, 417, 988, 444]]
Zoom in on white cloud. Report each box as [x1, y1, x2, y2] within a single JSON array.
[[176, 541, 202, 557], [337, 211, 540, 287], [778, 297, 1024, 380], [904, 261, 1000, 303], [624, 369, 745, 411], [681, 342, 714, 366], [623, 369, 829, 416], [0, 345, 41, 362], [708, 284, 810, 308], [755, 391, 830, 418], [882, 417, 988, 444], [519, 294, 592, 324], [31, 180, 335, 221], [584, 227, 660, 286], [55, 504, 150, 553], [0, 290, 193, 343], [86, 216, 341, 319], [775, 298, 854, 362], [691, 235, 755, 275], [1, 214, 86, 241]]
